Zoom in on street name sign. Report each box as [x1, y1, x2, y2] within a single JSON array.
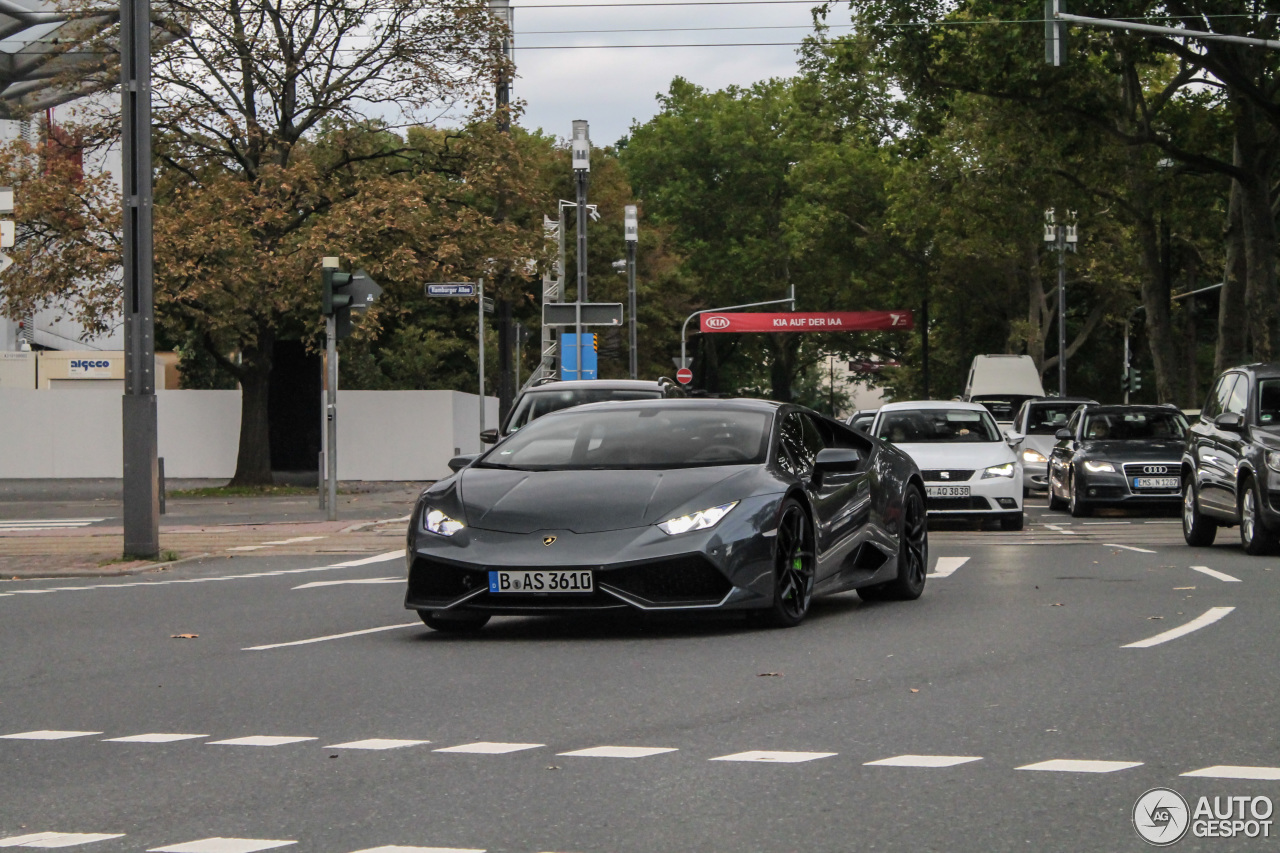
[[700, 310, 914, 333], [427, 282, 476, 297]]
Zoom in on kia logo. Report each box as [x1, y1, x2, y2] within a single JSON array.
[[1142, 465, 1169, 475], [705, 315, 730, 330]]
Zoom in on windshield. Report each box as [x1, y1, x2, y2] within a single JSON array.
[[970, 394, 1038, 423], [876, 409, 1002, 443], [480, 406, 771, 470], [1260, 380, 1280, 428], [848, 412, 876, 434], [1081, 411, 1187, 441], [1025, 402, 1085, 435], [506, 388, 663, 432]]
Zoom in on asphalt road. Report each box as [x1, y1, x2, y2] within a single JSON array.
[[2, 515, 1277, 853]]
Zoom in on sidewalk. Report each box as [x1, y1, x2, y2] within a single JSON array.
[[0, 480, 425, 579]]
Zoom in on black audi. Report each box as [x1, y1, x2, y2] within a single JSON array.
[[1047, 404, 1189, 517], [405, 399, 928, 632]]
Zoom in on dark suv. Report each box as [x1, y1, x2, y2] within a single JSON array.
[[1181, 363, 1280, 554]]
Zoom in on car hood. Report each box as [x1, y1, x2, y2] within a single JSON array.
[[454, 466, 760, 534], [890, 442, 1015, 470], [1078, 439, 1183, 461]]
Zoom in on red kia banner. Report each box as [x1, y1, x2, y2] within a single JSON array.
[[699, 310, 914, 333]]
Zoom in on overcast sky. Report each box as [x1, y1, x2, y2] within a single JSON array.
[[507, 0, 851, 146]]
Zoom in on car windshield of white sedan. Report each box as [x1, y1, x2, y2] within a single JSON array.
[[1081, 411, 1187, 441], [479, 407, 771, 470], [877, 409, 1001, 443]]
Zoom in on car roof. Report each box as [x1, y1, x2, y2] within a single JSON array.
[[1079, 404, 1182, 415], [523, 379, 671, 392], [565, 397, 784, 414], [1231, 363, 1280, 380], [1028, 397, 1097, 405], [878, 400, 990, 413]]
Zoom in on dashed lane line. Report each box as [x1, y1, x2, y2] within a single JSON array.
[[148, 839, 295, 853], [1017, 759, 1143, 773], [291, 577, 401, 590], [433, 742, 544, 755], [929, 557, 969, 578], [1043, 524, 1076, 535], [349, 848, 483, 853], [0, 731, 101, 741], [242, 622, 418, 651], [103, 734, 207, 743], [864, 755, 982, 768], [326, 739, 430, 750], [558, 746, 678, 759], [1182, 766, 1280, 781], [710, 751, 837, 764], [1104, 543, 1157, 553], [1190, 565, 1242, 583], [1122, 606, 1236, 649], [207, 736, 317, 747], [0, 835, 124, 849]]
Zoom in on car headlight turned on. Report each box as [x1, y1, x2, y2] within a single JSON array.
[[658, 501, 739, 535], [1022, 448, 1048, 464], [423, 508, 465, 536], [1267, 451, 1280, 472], [1083, 460, 1116, 473], [981, 463, 1016, 479]]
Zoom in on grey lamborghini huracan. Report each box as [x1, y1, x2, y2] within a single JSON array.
[[405, 399, 927, 632]]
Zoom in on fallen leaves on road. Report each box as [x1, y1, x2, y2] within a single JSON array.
[[757, 672, 783, 677], [909, 688, 919, 693], [170, 633, 199, 639]]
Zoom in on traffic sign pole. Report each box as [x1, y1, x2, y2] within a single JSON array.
[[479, 278, 486, 437], [625, 205, 638, 379], [680, 297, 796, 385]]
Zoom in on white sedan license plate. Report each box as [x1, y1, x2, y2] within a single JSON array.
[[926, 485, 971, 498], [1134, 477, 1180, 490], [488, 569, 594, 594]]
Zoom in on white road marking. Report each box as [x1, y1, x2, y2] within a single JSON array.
[[326, 739, 430, 750], [292, 577, 400, 590], [0, 518, 107, 532], [206, 736, 316, 747], [242, 623, 418, 651], [864, 754, 982, 768], [332, 551, 404, 567], [1145, 520, 1181, 524], [103, 733, 207, 743], [1104, 543, 1156, 553], [558, 746, 678, 759], [0, 730, 101, 740], [260, 537, 326, 545], [434, 742, 544, 755], [1044, 524, 1076, 535], [929, 557, 969, 578], [348, 847, 484, 853], [1182, 765, 1280, 781], [226, 546, 268, 551], [1191, 566, 1242, 583], [148, 839, 295, 853], [1017, 759, 1142, 773], [0, 835, 123, 848], [710, 750, 836, 763], [1123, 607, 1236, 649], [1081, 521, 1130, 525]]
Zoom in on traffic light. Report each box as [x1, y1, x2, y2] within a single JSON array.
[[322, 267, 383, 341], [1131, 368, 1141, 392]]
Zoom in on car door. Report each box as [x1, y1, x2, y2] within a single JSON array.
[[1196, 373, 1241, 515], [1213, 373, 1252, 517], [1048, 409, 1081, 498]]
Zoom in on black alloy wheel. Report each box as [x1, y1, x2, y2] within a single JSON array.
[[765, 499, 816, 627], [1069, 472, 1093, 518], [860, 486, 928, 601], [1181, 479, 1217, 547], [1239, 476, 1278, 556], [419, 610, 491, 633]]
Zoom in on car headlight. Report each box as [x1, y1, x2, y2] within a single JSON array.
[[1267, 451, 1280, 473], [1022, 449, 1048, 464], [1083, 460, 1115, 473], [981, 463, 1016, 479], [657, 501, 739, 535], [423, 508, 465, 536]]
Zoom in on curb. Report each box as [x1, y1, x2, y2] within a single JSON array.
[[1, 552, 214, 581]]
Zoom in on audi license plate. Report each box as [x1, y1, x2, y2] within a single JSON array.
[[1134, 477, 1180, 490], [488, 570, 594, 593], [926, 485, 971, 498]]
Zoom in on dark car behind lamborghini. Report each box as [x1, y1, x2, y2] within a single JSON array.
[[405, 399, 927, 632]]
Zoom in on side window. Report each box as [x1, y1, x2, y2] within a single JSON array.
[[777, 413, 823, 478], [1226, 375, 1249, 416], [1203, 375, 1235, 421], [1066, 410, 1081, 436]]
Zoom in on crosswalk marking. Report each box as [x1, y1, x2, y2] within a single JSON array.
[[558, 746, 678, 759], [928, 557, 969, 578], [0, 835, 123, 848], [207, 736, 316, 747], [0, 518, 107, 532], [348, 847, 485, 853], [434, 742, 543, 755], [0, 730, 102, 740], [1181, 765, 1280, 781], [326, 739, 430, 750], [148, 839, 295, 853], [103, 734, 207, 743], [864, 754, 982, 768], [1017, 759, 1142, 773], [710, 750, 836, 763]]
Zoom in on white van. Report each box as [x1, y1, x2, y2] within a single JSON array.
[[963, 355, 1047, 425]]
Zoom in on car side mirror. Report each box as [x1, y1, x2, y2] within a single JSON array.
[[447, 453, 479, 473], [813, 447, 863, 475], [1214, 412, 1245, 433], [1004, 430, 1024, 445], [1055, 428, 1073, 441], [480, 428, 499, 445]]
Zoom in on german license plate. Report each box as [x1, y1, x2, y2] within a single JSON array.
[[1134, 477, 1179, 490], [488, 570, 594, 593], [926, 485, 971, 498]]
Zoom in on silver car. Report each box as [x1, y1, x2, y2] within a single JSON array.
[[1012, 397, 1098, 493]]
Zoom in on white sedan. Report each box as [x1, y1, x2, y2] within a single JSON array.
[[871, 401, 1024, 530]]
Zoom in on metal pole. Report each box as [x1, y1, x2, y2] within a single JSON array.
[[121, 0, 159, 558], [921, 272, 930, 400], [627, 240, 637, 379], [680, 297, 797, 370], [515, 321, 522, 389], [325, 315, 337, 521], [575, 170, 588, 381], [478, 277, 485, 439], [1123, 314, 1131, 405], [1057, 224, 1067, 397]]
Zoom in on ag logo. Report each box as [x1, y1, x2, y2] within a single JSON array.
[[1133, 787, 1189, 846], [542, 536, 557, 546], [704, 315, 730, 330]]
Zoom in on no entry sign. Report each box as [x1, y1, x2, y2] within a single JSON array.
[[700, 310, 913, 333], [676, 367, 693, 384]]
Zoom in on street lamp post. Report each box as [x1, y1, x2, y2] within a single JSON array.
[[571, 120, 590, 381], [625, 204, 638, 379], [1044, 208, 1078, 397]]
